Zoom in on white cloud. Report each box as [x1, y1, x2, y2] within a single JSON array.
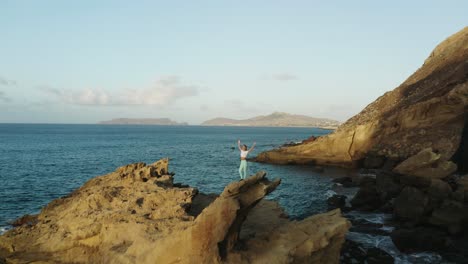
[[0, 77, 17, 86], [0, 91, 11, 102], [224, 99, 259, 113], [199, 104, 210, 111], [262, 73, 298, 81], [40, 76, 199, 106]]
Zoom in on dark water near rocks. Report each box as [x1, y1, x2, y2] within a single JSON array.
[[0, 124, 446, 263]]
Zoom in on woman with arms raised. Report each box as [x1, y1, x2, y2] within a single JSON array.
[[237, 139, 256, 180]]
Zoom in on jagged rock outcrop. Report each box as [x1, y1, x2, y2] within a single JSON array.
[[0, 159, 350, 264], [344, 169, 468, 259], [393, 148, 457, 178], [255, 27, 468, 169]]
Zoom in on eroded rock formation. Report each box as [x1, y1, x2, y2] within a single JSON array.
[[393, 148, 457, 179], [337, 165, 468, 259], [255, 27, 468, 169], [0, 159, 350, 264]]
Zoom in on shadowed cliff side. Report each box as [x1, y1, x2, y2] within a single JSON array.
[[0, 159, 350, 264], [254, 27, 468, 169]]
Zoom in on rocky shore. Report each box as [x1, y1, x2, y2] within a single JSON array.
[[328, 148, 468, 263], [0, 159, 350, 263], [253, 27, 468, 262], [254, 27, 468, 169]]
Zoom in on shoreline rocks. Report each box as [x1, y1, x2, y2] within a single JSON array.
[[340, 239, 394, 264], [339, 162, 468, 261], [251, 27, 468, 261], [0, 159, 351, 264], [324, 146, 468, 262]]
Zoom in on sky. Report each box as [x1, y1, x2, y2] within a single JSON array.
[[0, 1, 467, 124]]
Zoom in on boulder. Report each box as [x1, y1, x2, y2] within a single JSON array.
[[427, 179, 452, 201], [238, 209, 350, 264], [390, 227, 450, 252], [349, 175, 384, 211], [0, 159, 351, 264], [380, 199, 395, 214], [451, 189, 465, 202], [357, 175, 376, 187], [327, 195, 347, 210], [350, 185, 382, 211], [376, 171, 402, 201], [399, 174, 432, 189], [381, 158, 400, 171], [394, 186, 429, 222], [393, 148, 457, 179], [394, 148, 440, 171], [429, 199, 468, 234]]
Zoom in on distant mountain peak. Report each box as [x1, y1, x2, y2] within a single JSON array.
[[98, 118, 188, 125], [269, 112, 289, 116], [201, 112, 340, 129]]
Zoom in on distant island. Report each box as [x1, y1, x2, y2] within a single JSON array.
[[201, 112, 341, 129], [98, 118, 188, 125]]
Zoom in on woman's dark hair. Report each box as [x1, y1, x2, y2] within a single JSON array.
[[243, 144, 248, 149]]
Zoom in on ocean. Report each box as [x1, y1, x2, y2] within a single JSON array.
[[0, 124, 346, 229], [0, 124, 444, 263]]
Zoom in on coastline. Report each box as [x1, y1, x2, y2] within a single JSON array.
[[0, 159, 351, 263]]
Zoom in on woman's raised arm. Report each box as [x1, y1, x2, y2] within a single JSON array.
[[248, 142, 256, 152]]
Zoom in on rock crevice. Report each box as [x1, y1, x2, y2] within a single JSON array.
[[452, 115, 468, 173]]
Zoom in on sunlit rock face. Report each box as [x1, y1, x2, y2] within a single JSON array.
[[255, 27, 468, 169], [0, 159, 350, 264]]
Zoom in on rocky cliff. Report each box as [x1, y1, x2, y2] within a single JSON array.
[[255, 27, 468, 170], [0, 159, 350, 263]]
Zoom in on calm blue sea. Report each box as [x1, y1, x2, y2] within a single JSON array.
[[0, 124, 352, 230]]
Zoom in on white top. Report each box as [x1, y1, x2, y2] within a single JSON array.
[[240, 150, 249, 158]]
